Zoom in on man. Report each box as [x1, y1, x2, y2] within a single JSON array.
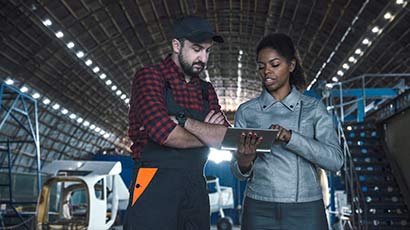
[[124, 16, 230, 230]]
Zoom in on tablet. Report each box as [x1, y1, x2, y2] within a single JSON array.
[[221, 127, 278, 152]]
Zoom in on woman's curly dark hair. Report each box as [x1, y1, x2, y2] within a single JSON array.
[[256, 33, 306, 91]]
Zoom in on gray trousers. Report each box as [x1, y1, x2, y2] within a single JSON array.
[[241, 197, 328, 230]]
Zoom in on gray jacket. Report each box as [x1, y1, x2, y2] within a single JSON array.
[[231, 87, 343, 202]]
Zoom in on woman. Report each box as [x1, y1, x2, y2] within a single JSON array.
[[231, 33, 343, 230]]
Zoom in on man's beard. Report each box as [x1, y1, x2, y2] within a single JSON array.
[[178, 52, 205, 77]]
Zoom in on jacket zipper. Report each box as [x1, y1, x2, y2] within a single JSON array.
[[296, 156, 299, 202]]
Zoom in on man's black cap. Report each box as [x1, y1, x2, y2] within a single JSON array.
[[171, 16, 224, 43]]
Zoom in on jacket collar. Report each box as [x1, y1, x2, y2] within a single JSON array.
[[258, 86, 302, 111]]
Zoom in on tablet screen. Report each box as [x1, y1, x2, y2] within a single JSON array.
[[221, 127, 278, 152]]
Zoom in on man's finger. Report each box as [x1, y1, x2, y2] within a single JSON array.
[[204, 110, 216, 122]]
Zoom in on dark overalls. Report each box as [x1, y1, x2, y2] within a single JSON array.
[[124, 80, 211, 230]]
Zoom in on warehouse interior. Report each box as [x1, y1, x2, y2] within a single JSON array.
[[1, 0, 410, 229]]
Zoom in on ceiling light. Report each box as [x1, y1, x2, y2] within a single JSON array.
[[348, 56, 356, 63], [5, 79, 14, 85], [337, 70, 344, 76], [111, 85, 117, 91], [239, 50, 243, 55], [20, 86, 28, 93], [99, 130, 106, 135], [384, 12, 392, 20], [66, 42, 75, 49], [124, 98, 130, 104], [355, 49, 362, 55], [85, 59, 92, 66], [396, 0, 404, 4], [347, 126, 352, 131], [55, 31, 64, 38], [99, 73, 106, 79], [89, 124, 96, 130], [372, 26, 379, 33], [342, 63, 350, 69], [69, 114, 76, 119], [76, 117, 83, 123], [116, 90, 122, 96], [95, 127, 101, 132], [76, 51, 84, 58], [42, 19, 52, 26], [362, 38, 370, 45], [103, 133, 110, 138], [43, 98, 51, 105], [332, 77, 339, 82], [238, 63, 242, 68], [83, 121, 90, 127], [92, 67, 100, 73], [32, 93, 40, 99], [105, 80, 112, 85], [61, 108, 68, 114], [120, 94, 126, 100], [52, 104, 60, 110]]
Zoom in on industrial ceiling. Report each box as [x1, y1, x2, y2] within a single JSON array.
[[0, 0, 409, 171]]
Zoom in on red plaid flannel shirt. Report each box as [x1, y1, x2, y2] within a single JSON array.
[[128, 55, 229, 159]]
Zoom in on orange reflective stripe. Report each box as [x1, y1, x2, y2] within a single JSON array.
[[132, 168, 158, 207]]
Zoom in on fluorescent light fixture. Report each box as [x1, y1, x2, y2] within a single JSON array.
[[85, 59, 92, 66], [103, 133, 110, 138], [92, 67, 100, 73], [332, 77, 339, 82], [42, 19, 52, 26], [52, 104, 60, 110], [66, 42, 75, 49], [371, 26, 379, 33], [32, 93, 41, 99], [120, 94, 126, 100], [105, 80, 112, 85], [342, 63, 350, 69], [384, 12, 392, 20], [95, 127, 101, 132], [362, 38, 370, 45], [238, 63, 242, 68], [355, 49, 362, 55], [124, 98, 130, 104], [20, 86, 28, 93], [83, 121, 90, 127], [396, 0, 404, 4], [116, 90, 122, 96], [99, 130, 106, 135], [43, 98, 51, 105], [69, 114, 77, 119], [348, 56, 356, 63], [325, 83, 334, 88], [61, 108, 68, 114], [208, 148, 232, 163], [89, 124, 96, 130], [76, 51, 84, 58], [76, 117, 83, 123], [111, 85, 117, 91], [5, 79, 14, 85], [55, 31, 64, 38], [99, 73, 106, 79], [337, 70, 344, 76]]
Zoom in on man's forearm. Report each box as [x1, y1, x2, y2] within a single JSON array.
[[184, 118, 227, 148], [163, 125, 205, 148]]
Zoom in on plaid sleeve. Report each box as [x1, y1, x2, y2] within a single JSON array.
[[129, 67, 177, 144], [206, 82, 231, 127]]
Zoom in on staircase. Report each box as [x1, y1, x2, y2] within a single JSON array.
[[344, 121, 410, 229]]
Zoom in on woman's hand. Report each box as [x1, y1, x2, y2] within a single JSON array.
[[235, 132, 263, 172], [270, 124, 292, 143]]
